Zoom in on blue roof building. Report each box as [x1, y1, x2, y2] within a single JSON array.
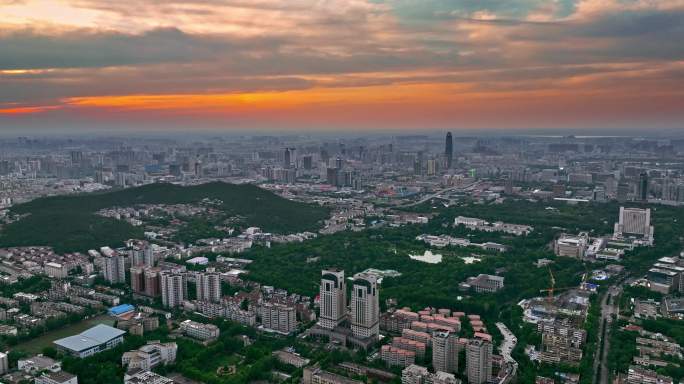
[[108, 304, 135, 316]]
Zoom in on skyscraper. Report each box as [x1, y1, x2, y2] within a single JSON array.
[[432, 331, 459, 373], [284, 148, 293, 169], [638, 171, 649, 201], [350, 272, 380, 340], [466, 339, 492, 384], [445, 132, 453, 169], [318, 269, 347, 330], [160, 270, 187, 308], [197, 268, 221, 303]]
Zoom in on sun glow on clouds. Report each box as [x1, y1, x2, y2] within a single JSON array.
[[1, 0, 684, 130]]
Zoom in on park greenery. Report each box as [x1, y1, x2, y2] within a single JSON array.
[[0, 182, 329, 253], [241, 198, 684, 381]]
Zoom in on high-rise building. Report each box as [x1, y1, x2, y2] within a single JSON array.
[[427, 159, 437, 176], [103, 253, 126, 284], [303, 155, 313, 170], [160, 270, 187, 308], [318, 269, 347, 330], [432, 331, 459, 374], [614, 206, 654, 242], [130, 267, 145, 294], [617, 183, 630, 202], [445, 132, 453, 169], [638, 172, 649, 201], [261, 302, 297, 334], [466, 339, 492, 384], [197, 268, 221, 303], [351, 272, 380, 340], [144, 268, 161, 297], [143, 245, 156, 267], [0, 351, 8, 375], [326, 167, 340, 187], [284, 148, 292, 169]]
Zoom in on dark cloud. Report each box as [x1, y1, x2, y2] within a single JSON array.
[[0, 27, 284, 70]]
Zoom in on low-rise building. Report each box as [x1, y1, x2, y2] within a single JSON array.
[[122, 341, 177, 372], [380, 345, 416, 368], [179, 319, 220, 341], [460, 274, 504, 293], [17, 355, 61, 374], [35, 371, 78, 384], [124, 370, 174, 384], [53, 324, 126, 358], [303, 365, 363, 384], [273, 349, 310, 368]]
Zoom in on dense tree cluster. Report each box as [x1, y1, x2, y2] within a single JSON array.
[[0, 182, 329, 252]]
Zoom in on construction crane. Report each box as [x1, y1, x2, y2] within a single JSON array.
[[539, 265, 589, 303]]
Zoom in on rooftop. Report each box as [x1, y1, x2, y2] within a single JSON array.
[[54, 324, 125, 352]]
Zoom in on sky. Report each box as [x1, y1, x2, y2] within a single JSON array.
[[0, 0, 683, 134]]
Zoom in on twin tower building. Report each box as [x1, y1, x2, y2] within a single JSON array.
[[317, 268, 380, 346]]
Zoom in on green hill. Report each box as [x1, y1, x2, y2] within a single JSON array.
[[0, 182, 329, 253]]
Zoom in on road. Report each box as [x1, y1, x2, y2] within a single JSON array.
[[592, 284, 622, 384], [496, 322, 518, 384], [396, 181, 481, 208]]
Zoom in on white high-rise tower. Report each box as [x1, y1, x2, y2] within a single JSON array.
[[350, 272, 379, 340], [319, 269, 347, 330]]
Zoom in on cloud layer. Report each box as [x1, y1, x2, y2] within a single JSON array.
[[1, 0, 683, 131]]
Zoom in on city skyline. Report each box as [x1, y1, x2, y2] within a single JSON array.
[[1, 0, 684, 133]]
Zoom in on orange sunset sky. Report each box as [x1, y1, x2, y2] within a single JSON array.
[[1, 0, 683, 132]]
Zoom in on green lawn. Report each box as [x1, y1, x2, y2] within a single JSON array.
[[15, 314, 115, 354]]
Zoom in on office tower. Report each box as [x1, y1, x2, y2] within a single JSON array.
[[70, 150, 83, 164], [638, 172, 649, 201], [445, 132, 453, 169], [303, 155, 313, 170], [427, 159, 437, 176], [284, 148, 292, 168], [614, 207, 654, 241], [617, 183, 630, 202], [197, 268, 222, 303], [319, 269, 347, 330], [194, 159, 203, 176], [144, 268, 161, 297], [326, 167, 340, 187], [432, 331, 459, 374], [0, 160, 11, 175], [466, 339, 492, 384], [103, 253, 126, 284], [335, 157, 343, 170], [160, 270, 187, 308], [351, 272, 380, 340], [130, 266, 145, 294]]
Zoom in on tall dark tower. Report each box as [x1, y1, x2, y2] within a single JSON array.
[[638, 172, 649, 201], [283, 148, 291, 169], [445, 132, 454, 169]]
